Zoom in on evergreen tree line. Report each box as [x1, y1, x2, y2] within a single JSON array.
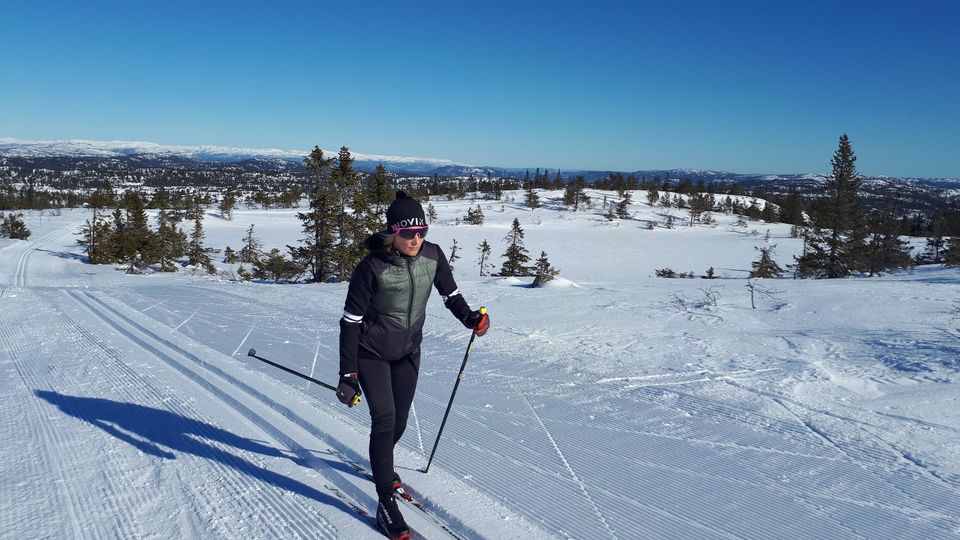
[[78, 190, 216, 274], [0, 182, 83, 209], [7, 156, 959, 240]]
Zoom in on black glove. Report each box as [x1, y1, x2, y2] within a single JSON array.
[[336, 373, 362, 407], [462, 309, 490, 336]]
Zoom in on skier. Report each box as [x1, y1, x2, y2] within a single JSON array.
[[336, 191, 490, 539]]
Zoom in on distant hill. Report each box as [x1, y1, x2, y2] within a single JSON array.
[[2, 137, 958, 215]]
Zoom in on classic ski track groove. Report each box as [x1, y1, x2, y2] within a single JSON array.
[[69, 289, 470, 539], [0, 319, 94, 539], [61, 289, 341, 539], [11, 225, 75, 287], [517, 389, 618, 540], [41, 290, 334, 539]]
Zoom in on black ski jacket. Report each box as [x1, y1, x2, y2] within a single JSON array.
[[339, 232, 471, 375]]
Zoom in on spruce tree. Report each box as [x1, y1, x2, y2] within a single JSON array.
[[531, 251, 559, 287], [500, 218, 531, 276], [218, 191, 237, 220], [368, 164, 393, 221], [239, 224, 263, 264], [750, 245, 783, 278], [525, 185, 541, 209], [864, 195, 913, 275], [116, 192, 154, 272], [78, 214, 112, 263], [794, 134, 867, 278], [186, 211, 218, 274], [923, 236, 946, 264], [426, 203, 438, 224], [464, 205, 485, 225], [107, 207, 126, 263], [616, 190, 632, 219], [292, 146, 336, 282], [123, 192, 152, 260], [79, 190, 114, 263], [944, 236, 960, 267], [477, 239, 493, 276], [563, 177, 590, 211], [331, 146, 366, 280], [0, 213, 31, 240], [646, 186, 660, 206], [688, 193, 713, 225], [155, 200, 186, 272], [253, 248, 301, 281], [448, 239, 460, 273]]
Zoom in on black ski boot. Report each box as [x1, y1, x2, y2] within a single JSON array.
[[376, 494, 410, 540]]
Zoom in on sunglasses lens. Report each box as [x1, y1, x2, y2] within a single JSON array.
[[398, 227, 428, 240]]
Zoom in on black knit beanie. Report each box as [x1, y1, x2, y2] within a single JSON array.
[[385, 191, 426, 230]]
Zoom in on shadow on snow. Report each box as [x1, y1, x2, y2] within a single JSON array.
[[34, 390, 368, 522]]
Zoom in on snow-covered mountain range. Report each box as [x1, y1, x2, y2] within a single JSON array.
[[2, 137, 959, 197], [0, 137, 460, 175]]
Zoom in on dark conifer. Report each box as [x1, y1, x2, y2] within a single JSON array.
[[525, 185, 541, 209], [477, 239, 493, 276], [448, 239, 461, 273], [500, 218, 531, 276], [864, 195, 913, 275], [532, 251, 559, 287], [292, 146, 336, 282], [0, 212, 31, 240], [186, 211, 218, 274], [239, 224, 263, 264], [750, 245, 783, 278], [794, 134, 867, 278]]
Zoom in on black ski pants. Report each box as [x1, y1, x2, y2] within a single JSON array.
[[358, 349, 420, 497]]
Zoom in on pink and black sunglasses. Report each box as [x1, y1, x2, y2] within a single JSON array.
[[392, 225, 429, 240]]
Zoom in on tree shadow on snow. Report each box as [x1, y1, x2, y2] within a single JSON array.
[[35, 248, 88, 262], [34, 390, 368, 523]]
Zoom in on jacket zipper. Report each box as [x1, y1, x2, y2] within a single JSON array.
[[406, 257, 415, 329]]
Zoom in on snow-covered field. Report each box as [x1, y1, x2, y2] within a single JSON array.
[[2, 191, 960, 539]]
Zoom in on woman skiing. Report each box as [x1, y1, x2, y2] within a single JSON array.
[[336, 191, 489, 539]]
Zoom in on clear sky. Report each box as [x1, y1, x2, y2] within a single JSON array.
[[1, 0, 958, 177]]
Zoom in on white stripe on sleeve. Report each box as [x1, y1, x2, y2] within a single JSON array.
[[342, 311, 363, 323], [442, 288, 461, 302]]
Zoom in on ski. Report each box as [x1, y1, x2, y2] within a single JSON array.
[[326, 484, 370, 517], [326, 448, 465, 540]]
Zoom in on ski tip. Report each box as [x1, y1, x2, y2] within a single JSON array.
[[247, 348, 256, 356]]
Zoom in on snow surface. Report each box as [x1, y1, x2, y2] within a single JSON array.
[[2, 191, 960, 539]]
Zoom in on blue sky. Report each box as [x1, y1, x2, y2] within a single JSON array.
[[1, 0, 958, 177]]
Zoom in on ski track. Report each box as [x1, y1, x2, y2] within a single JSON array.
[[57, 289, 341, 539], [63, 288, 469, 539], [517, 389, 618, 540], [0, 317, 109, 539], [9, 225, 78, 288], [33, 289, 338, 539]]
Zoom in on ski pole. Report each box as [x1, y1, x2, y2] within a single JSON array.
[[421, 306, 485, 474], [246, 348, 361, 405]]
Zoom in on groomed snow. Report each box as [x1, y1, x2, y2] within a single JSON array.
[[2, 190, 959, 539]]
